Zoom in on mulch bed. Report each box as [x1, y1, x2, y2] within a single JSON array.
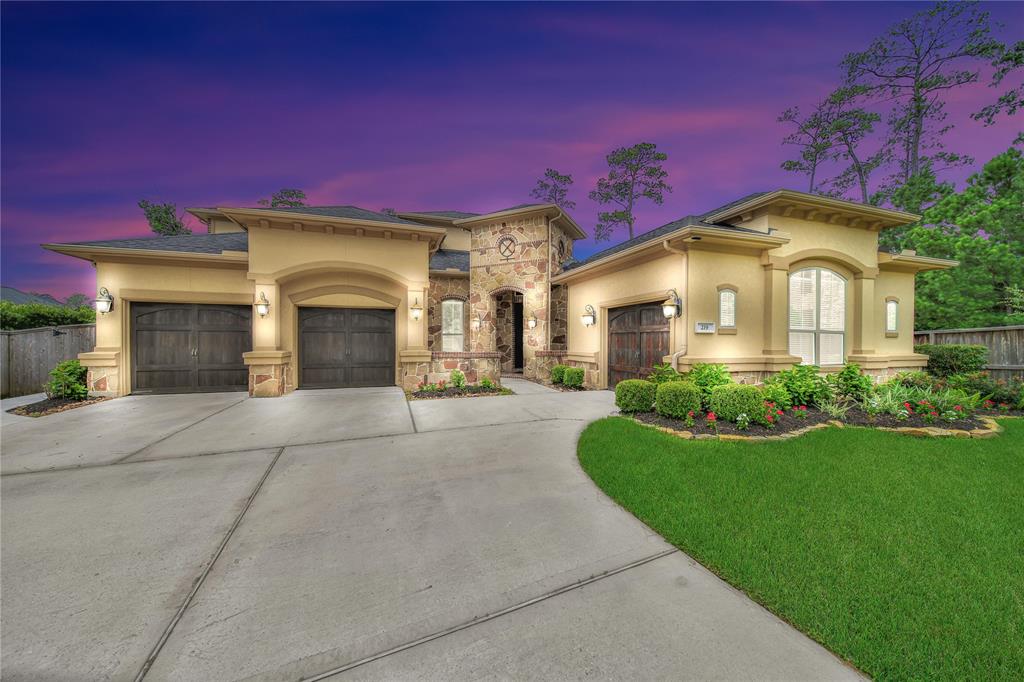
[[632, 406, 984, 436], [7, 396, 109, 418], [408, 386, 511, 400]]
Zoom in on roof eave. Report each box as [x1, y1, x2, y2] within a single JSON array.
[[706, 190, 920, 228], [877, 251, 958, 272], [453, 204, 587, 240], [216, 207, 448, 237], [42, 243, 249, 265]]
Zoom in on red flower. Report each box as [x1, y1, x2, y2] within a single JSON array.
[[954, 405, 963, 411], [706, 412, 717, 422], [687, 410, 695, 417], [800, 405, 807, 411], [776, 409, 784, 416], [765, 414, 774, 422], [765, 401, 775, 408], [930, 411, 938, 416]]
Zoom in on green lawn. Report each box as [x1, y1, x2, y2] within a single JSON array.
[[578, 418, 1024, 681]]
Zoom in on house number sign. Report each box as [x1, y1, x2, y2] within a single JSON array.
[[695, 321, 716, 334], [496, 235, 517, 260]]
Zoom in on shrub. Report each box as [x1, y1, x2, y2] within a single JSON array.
[[0, 301, 96, 331], [914, 343, 988, 378], [479, 377, 495, 390], [550, 364, 569, 384], [766, 365, 832, 407], [761, 381, 793, 410], [686, 363, 732, 408], [655, 381, 701, 419], [944, 371, 1021, 405], [818, 396, 853, 419], [44, 359, 88, 400], [828, 363, 873, 402], [615, 379, 656, 413], [708, 384, 764, 423], [450, 369, 466, 389], [646, 363, 683, 384], [562, 367, 585, 388], [892, 370, 934, 389]]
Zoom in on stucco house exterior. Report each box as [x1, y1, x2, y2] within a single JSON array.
[[45, 190, 955, 398]]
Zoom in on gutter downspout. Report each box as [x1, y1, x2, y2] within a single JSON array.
[[663, 240, 688, 370]]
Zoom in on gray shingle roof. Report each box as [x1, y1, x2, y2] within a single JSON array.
[[429, 249, 469, 272], [563, 193, 769, 271], [405, 210, 480, 219], [263, 205, 424, 225], [61, 232, 250, 254]]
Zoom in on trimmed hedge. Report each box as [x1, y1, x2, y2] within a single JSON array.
[[655, 381, 701, 419], [708, 384, 764, 423], [616, 379, 656, 413], [562, 366, 585, 388], [550, 364, 569, 384], [914, 344, 988, 378]]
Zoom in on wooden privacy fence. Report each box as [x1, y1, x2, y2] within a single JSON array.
[[913, 325, 1024, 381], [1, 324, 96, 398]]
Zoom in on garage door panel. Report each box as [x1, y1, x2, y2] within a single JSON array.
[[132, 303, 251, 394], [607, 303, 670, 388], [299, 307, 394, 389]]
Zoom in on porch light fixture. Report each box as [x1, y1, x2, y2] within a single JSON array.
[[255, 292, 271, 318], [94, 287, 114, 315], [527, 315, 538, 330], [581, 305, 596, 327], [661, 289, 682, 319], [410, 297, 423, 321]]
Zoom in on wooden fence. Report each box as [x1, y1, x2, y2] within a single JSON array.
[[913, 325, 1024, 381], [1, 324, 96, 398]]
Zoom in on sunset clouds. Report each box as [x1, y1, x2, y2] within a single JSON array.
[[2, 2, 1020, 297]]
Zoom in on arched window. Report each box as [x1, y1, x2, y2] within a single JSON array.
[[885, 299, 899, 334], [788, 268, 845, 365], [441, 299, 465, 351], [718, 289, 737, 329]]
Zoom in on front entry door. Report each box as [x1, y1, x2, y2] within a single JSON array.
[[607, 303, 670, 388], [512, 300, 524, 371], [299, 307, 395, 388]]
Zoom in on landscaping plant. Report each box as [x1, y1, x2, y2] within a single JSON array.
[[654, 381, 701, 420], [913, 343, 988, 378], [760, 381, 792, 410], [828, 363, 873, 402], [645, 362, 683, 384], [450, 369, 466, 389], [480, 377, 495, 389], [550, 364, 569, 384], [707, 384, 764, 423], [686, 363, 732, 408], [766, 364, 832, 407], [44, 359, 89, 400], [562, 366, 585, 388], [615, 379, 656, 413]]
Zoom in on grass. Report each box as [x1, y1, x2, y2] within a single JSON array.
[[578, 417, 1024, 681]]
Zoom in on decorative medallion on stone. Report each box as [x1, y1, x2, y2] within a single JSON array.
[[496, 234, 518, 260]]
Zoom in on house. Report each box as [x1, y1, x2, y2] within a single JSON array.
[[44, 190, 956, 397]]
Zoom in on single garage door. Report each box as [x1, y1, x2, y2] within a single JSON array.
[[299, 307, 395, 389], [607, 302, 670, 387], [132, 303, 251, 394]]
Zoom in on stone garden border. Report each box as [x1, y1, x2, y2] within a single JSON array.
[[626, 415, 1007, 442]]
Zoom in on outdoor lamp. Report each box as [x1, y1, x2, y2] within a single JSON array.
[[661, 289, 682, 319], [410, 297, 423, 321], [94, 287, 114, 315], [255, 292, 271, 318], [527, 315, 538, 330], [581, 305, 596, 327]]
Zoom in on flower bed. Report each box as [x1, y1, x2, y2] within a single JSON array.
[[407, 369, 511, 400], [7, 396, 109, 417]]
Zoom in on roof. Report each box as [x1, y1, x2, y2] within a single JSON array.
[[704, 189, 920, 226], [54, 232, 249, 255], [1, 286, 64, 306], [403, 210, 480, 220], [429, 249, 469, 272], [260, 205, 424, 226]]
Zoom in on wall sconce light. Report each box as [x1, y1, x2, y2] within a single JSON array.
[[527, 315, 538, 330], [94, 287, 114, 315], [410, 297, 423, 321], [581, 305, 596, 327], [255, 291, 271, 318], [661, 289, 682, 319]]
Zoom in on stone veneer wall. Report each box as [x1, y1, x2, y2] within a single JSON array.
[[549, 284, 568, 350], [400, 352, 502, 391], [534, 351, 600, 388], [86, 366, 119, 397], [469, 213, 551, 382], [248, 363, 293, 397], [427, 275, 470, 351]]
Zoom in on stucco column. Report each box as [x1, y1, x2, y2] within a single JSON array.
[[252, 281, 279, 351], [851, 275, 876, 356], [762, 265, 789, 355]]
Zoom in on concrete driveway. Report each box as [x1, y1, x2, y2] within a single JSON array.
[[1, 379, 860, 680]]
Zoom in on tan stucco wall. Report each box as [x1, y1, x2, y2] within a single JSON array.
[[441, 227, 471, 251], [685, 249, 765, 359], [875, 270, 916, 355]]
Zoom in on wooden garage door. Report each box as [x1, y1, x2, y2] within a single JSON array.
[[299, 308, 395, 389], [132, 303, 251, 394], [607, 303, 670, 388]]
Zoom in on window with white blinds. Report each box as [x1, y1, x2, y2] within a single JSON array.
[[788, 268, 846, 365], [886, 300, 898, 332], [441, 299, 464, 351], [719, 289, 736, 328]]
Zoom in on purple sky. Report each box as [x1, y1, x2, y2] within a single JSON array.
[[2, 1, 1021, 298]]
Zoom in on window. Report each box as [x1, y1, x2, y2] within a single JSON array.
[[719, 289, 736, 329], [441, 299, 464, 351], [788, 268, 846, 365], [886, 299, 898, 333]]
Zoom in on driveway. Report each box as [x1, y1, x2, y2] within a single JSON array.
[[1, 380, 860, 680]]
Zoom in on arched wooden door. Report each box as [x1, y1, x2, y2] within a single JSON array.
[[299, 307, 395, 388], [607, 303, 670, 387]]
